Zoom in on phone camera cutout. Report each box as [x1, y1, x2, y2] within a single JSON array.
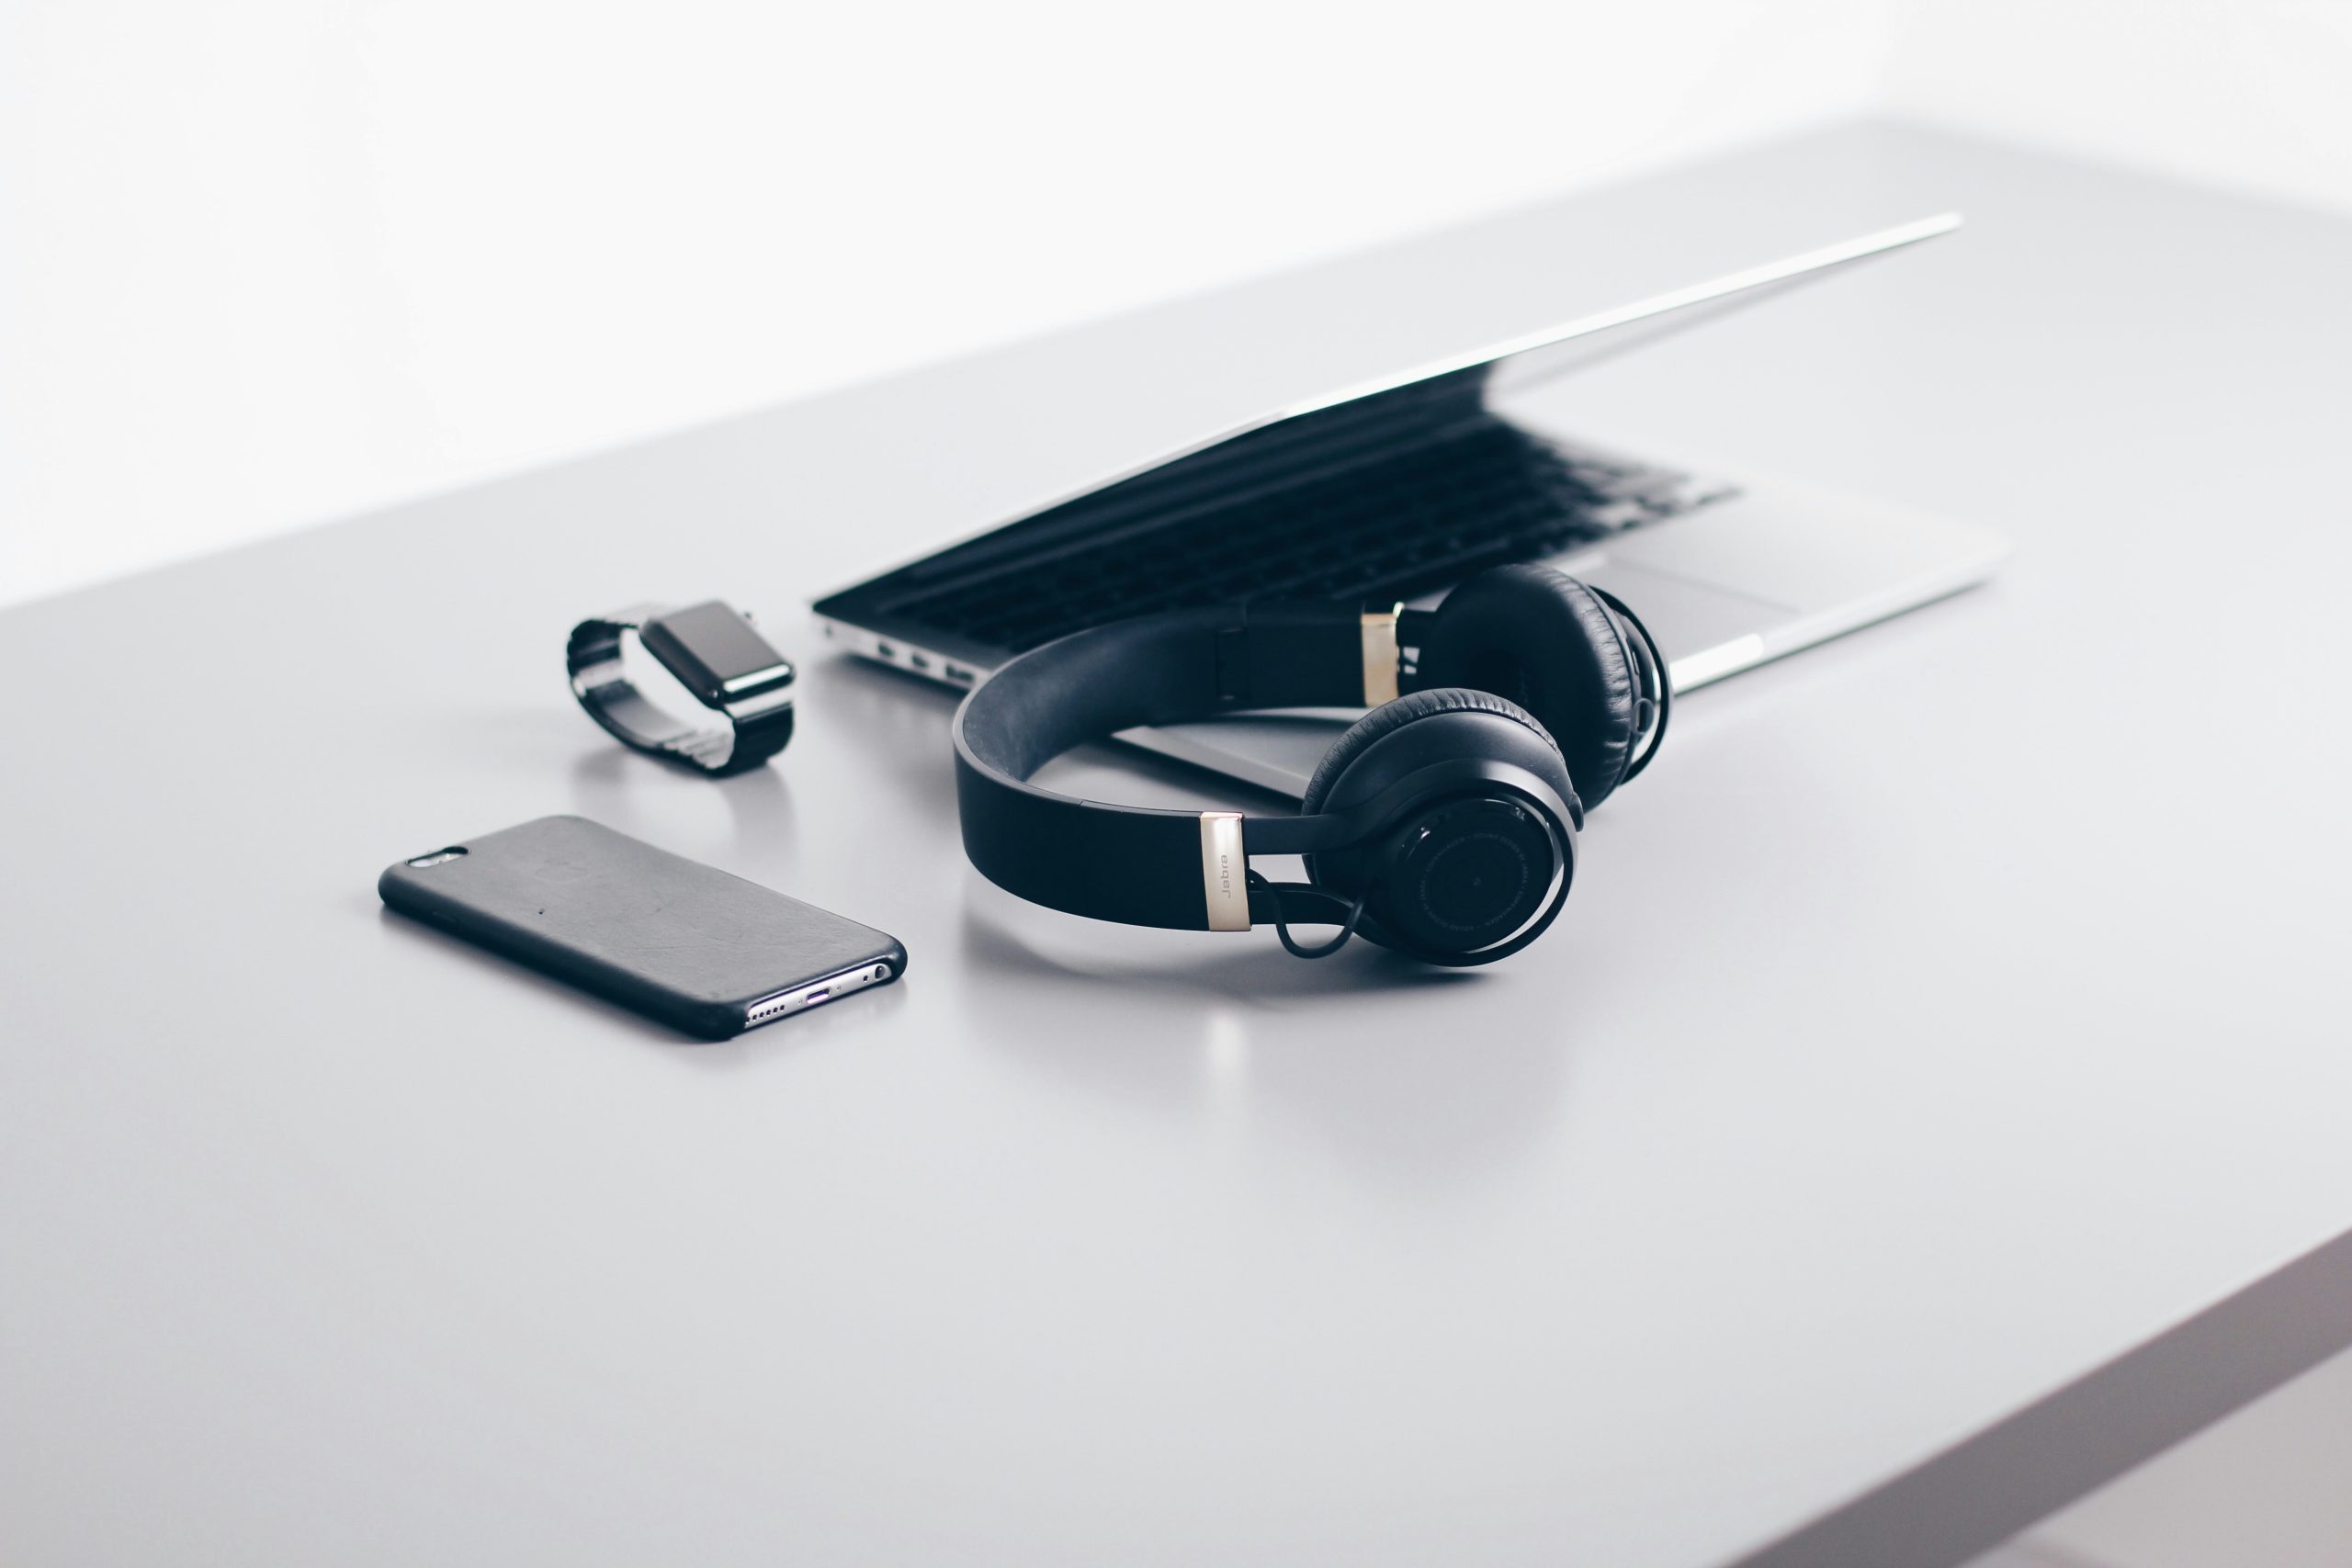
[[407, 846, 469, 868]]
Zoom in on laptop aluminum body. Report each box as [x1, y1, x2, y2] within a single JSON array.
[[813, 215, 2008, 798]]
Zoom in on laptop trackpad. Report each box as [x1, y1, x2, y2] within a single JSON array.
[[1567, 557, 1791, 660]]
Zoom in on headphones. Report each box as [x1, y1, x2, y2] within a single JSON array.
[[950, 564, 1670, 966]]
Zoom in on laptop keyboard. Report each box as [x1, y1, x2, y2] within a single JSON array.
[[881, 419, 1721, 655]]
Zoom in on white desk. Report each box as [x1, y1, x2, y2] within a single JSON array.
[[5, 123, 2349, 1567]]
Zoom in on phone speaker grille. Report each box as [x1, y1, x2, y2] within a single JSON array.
[[744, 962, 891, 1028]]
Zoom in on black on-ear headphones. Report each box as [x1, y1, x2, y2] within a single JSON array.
[[950, 564, 1669, 966]]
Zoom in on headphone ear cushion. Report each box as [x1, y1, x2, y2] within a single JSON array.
[[1301, 685, 1563, 817], [1418, 563, 1641, 808]]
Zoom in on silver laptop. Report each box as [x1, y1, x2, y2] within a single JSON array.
[[812, 215, 2007, 798]]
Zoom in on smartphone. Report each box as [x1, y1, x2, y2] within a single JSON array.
[[379, 815, 905, 1038]]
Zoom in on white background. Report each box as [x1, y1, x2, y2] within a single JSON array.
[[4, 0, 2349, 606]]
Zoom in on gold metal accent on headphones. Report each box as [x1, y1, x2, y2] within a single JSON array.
[[1361, 606, 1402, 706], [1198, 811, 1250, 931]]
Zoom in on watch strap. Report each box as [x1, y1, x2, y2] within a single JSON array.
[[566, 603, 795, 776]]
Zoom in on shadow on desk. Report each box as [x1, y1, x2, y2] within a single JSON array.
[[958, 900, 1576, 1185], [565, 742, 798, 856], [960, 899, 1471, 1001], [806, 652, 965, 822]]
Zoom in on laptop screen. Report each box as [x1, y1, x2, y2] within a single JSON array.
[[813, 215, 1957, 669]]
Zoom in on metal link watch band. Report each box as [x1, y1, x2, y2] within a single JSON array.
[[566, 602, 796, 776]]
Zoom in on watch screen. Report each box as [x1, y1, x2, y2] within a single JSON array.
[[641, 602, 791, 702]]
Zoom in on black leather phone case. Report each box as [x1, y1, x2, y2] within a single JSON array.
[[379, 815, 905, 1038]]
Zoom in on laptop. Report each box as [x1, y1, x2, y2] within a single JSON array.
[[812, 215, 2008, 798]]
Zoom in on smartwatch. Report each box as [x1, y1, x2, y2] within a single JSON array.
[[566, 601, 796, 775]]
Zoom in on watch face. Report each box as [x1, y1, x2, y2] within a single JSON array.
[[640, 601, 794, 705]]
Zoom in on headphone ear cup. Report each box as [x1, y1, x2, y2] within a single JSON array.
[[1301, 687, 1566, 818], [1418, 563, 1642, 808], [1301, 688, 1577, 959]]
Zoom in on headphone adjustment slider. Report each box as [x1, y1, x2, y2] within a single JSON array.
[[1198, 811, 1250, 931], [1361, 605, 1403, 706]]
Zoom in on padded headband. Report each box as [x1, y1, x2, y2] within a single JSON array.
[[954, 602, 1392, 932]]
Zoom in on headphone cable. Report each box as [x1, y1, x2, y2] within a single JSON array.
[[1248, 871, 1372, 959]]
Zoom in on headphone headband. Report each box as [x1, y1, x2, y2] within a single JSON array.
[[951, 570, 1664, 957], [953, 601, 1415, 931]]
